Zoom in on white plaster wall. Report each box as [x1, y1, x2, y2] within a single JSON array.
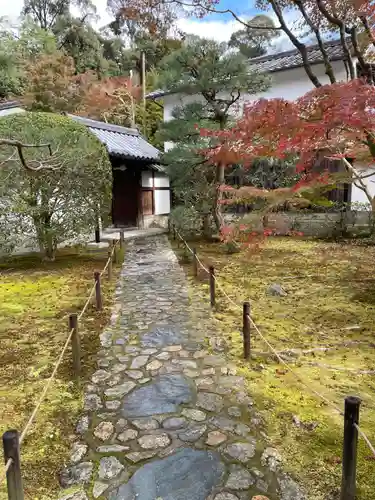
[[163, 61, 350, 124], [351, 164, 375, 208], [154, 173, 170, 187], [154, 190, 171, 215]]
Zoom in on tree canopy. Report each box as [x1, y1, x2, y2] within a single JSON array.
[[157, 36, 271, 234], [0, 112, 112, 258]]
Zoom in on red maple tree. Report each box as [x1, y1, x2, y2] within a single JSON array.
[[203, 78, 375, 213]]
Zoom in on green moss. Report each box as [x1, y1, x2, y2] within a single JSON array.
[[174, 237, 375, 500], [0, 247, 122, 500]]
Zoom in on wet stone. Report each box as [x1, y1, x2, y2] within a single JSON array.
[[146, 360, 163, 371], [109, 448, 225, 500], [70, 443, 88, 464], [202, 368, 216, 376], [115, 418, 128, 432], [84, 394, 102, 411], [117, 429, 138, 442], [59, 491, 89, 500], [130, 356, 149, 369], [214, 494, 239, 500], [97, 445, 129, 453], [93, 482, 109, 499], [155, 352, 171, 360], [131, 418, 159, 430], [172, 359, 197, 369], [122, 374, 194, 418], [125, 370, 144, 380], [206, 431, 227, 446], [112, 363, 127, 373], [261, 448, 282, 472], [105, 382, 136, 399], [164, 345, 182, 352], [162, 417, 187, 430], [256, 479, 269, 492], [183, 369, 199, 378], [197, 392, 224, 413], [224, 442, 256, 463], [203, 356, 223, 366], [98, 456, 124, 480], [143, 348, 158, 355], [106, 400, 121, 410], [138, 433, 171, 449], [226, 465, 255, 490], [94, 422, 114, 441], [107, 374, 122, 387], [141, 326, 185, 347], [125, 450, 158, 463], [60, 462, 93, 487], [278, 474, 305, 500], [76, 416, 89, 435], [182, 409, 206, 422], [178, 425, 207, 442], [91, 370, 111, 384], [235, 423, 250, 436]]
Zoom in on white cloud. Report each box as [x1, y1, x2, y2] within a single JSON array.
[[176, 18, 239, 42]]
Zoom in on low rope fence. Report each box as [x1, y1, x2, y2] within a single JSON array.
[[173, 227, 375, 500], [1, 234, 125, 499]]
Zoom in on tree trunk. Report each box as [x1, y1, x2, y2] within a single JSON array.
[[33, 212, 55, 260], [202, 213, 212, 240], [213, 163, 225, 233]]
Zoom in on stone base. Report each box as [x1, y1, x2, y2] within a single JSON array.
[[141, 214, 169, 230]]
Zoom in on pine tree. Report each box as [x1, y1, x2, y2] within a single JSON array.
[[156, 35, 270, 234]]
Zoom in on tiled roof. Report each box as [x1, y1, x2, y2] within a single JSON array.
[[69, 115, 161, 164], [248, 38, 350, 73], [146, 39, 350, 100]]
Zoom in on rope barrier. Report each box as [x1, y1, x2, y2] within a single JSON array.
[[0, 238, 120, 486], [173, 228, 375, 458], [0, 459, 13, 485], [19, 327, 75, 445]]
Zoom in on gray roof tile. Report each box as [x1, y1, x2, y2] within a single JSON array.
[[249, 38, 349, 73], [146, 39, 352, 100], [69, 115, 161, 163]]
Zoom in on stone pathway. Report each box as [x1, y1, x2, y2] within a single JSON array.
[[59, 235, 305, 500]]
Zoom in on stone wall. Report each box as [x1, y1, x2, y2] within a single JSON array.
[[142, 214, 169, 230], [224, 211, 373, 238]]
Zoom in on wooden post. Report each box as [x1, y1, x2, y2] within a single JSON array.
[[120, 230, 124, 250], [209, 266, 215, 308], [69, 313, 81, 378], [94, 271, 103, 311], [3, 430, 24, 500], [340, 396, 361, 500], [95, 226, 100, 243], [192, 248, 198, 277], [243, 301, 251, 360], [107, 248, 113, 281], [112, 239, 118, 264]]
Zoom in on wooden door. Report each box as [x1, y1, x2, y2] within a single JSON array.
[[112, 168, 139, 227]]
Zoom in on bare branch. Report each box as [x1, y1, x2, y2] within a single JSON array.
[[0, 138, 60, 172], [269, 0, 322, 87], [167, 0, 284, 30], [316, 0, 355, 79], [294, 0, 336, 84]]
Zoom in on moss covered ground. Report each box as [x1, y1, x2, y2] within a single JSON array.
[[0, 245, 122, 500], [173, 237, 375, 500]]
